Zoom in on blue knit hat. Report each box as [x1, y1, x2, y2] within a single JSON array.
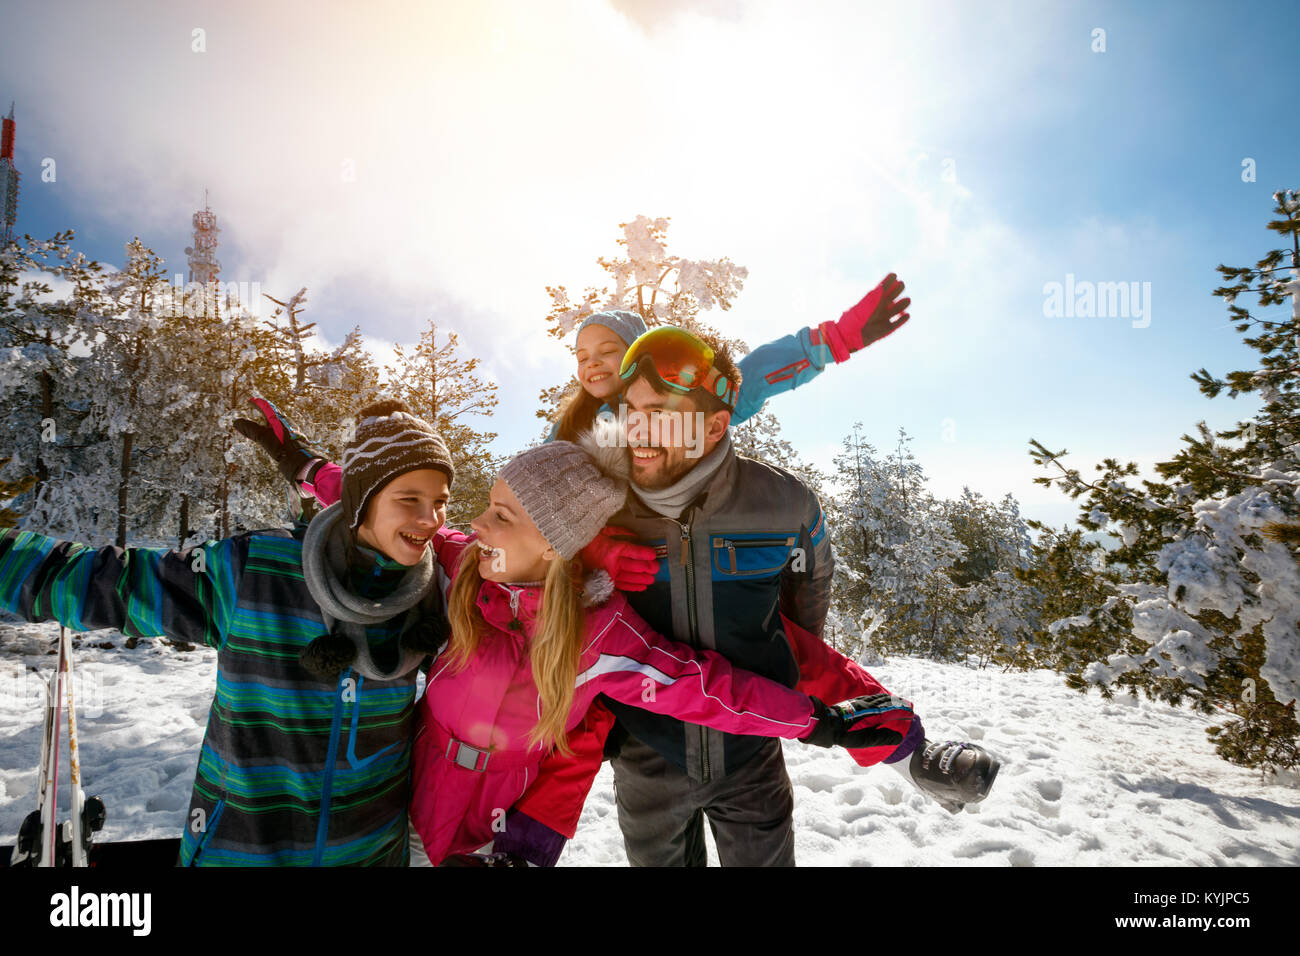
[[577, 309, 647, 347]]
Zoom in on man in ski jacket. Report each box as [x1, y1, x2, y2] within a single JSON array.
[[598, 327, 922, 865]]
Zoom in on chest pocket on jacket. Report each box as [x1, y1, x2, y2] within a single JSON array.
[[711, 534, 797, 577]]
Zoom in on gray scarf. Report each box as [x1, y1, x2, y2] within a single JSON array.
[[300, 501, 436, 680], [631, 432, 731, 519]]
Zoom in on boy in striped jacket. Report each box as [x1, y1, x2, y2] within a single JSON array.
[[0, 400, 624, 865]]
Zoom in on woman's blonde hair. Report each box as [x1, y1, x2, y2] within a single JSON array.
[[445, 543, 587, 756]]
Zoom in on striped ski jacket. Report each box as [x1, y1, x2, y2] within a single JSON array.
[[0, 524, 445, 866]]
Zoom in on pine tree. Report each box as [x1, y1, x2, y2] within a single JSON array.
[[384, 320, 501, 525], [828, 424, 966, 660], [163, 272, 287, 541], [538, 215, 751, 429], [943, 489, 1039, 668], [1012, 520, 1133, 676], [539, 214, 822, 486], [542, 215, 749, 348], [0, 230, 106, 532], [79, 238, 180, 546], [1027, 189, 1300, 773]]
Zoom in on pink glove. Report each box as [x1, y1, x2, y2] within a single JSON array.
[[579, 526, 659, 592], [818, 273, 911, 363]]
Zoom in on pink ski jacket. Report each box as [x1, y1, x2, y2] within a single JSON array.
[[408, 527, 822, 863]]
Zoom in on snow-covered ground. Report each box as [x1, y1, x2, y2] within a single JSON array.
[[2, 619, 1297, 866]]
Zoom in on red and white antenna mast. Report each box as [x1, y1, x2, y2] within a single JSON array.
[[0, 102, 20, 247], [185, 188, 221, 286]]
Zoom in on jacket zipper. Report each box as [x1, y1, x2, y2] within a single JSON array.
[[676, 505, 709, 783], [314, 668, 348, 865], [499, 583, 529, 632]]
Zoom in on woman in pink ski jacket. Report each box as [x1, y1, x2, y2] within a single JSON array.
[[403, 417, 907, 863]]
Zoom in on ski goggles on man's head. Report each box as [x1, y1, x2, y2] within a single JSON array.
[[618, 326, 738, 410]]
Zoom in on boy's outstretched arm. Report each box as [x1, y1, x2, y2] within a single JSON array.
[[0, 528, 244, 649]]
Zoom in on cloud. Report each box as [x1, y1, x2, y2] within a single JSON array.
[[3, 0, 1079, 461]]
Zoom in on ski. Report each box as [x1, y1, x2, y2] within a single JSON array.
[[62, 626, 86, 865], [6, 627, 106, 867]]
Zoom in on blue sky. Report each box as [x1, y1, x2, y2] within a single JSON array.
[[2, 0, 1296, 532]]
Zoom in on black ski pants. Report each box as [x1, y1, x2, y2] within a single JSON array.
[[611, 734, 796, 867]]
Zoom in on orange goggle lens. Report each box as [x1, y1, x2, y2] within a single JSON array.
[[618, 327, 736, 409]]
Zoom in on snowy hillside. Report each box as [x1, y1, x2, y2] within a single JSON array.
[[2, 619, 1297, 866]]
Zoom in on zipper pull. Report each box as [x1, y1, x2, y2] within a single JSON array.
[[680, 524, 690, 567], [508, 586, 524, 632]]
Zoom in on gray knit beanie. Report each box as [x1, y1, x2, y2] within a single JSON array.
[[499, 417, 629, 560], [577, 309, 648, 347], [340, 399, 455, 530]]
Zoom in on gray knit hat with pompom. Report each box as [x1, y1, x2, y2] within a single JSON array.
[[499, 416, 629, 560]]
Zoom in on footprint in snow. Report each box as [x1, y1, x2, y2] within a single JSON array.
[[795, 773, 840, 793], [842, 805, 875, 824], [1035, 779, 1063, 801], [1008, 847, 1035, 866], [952, 839, 1018, 858], [875, 783, 906, 806]]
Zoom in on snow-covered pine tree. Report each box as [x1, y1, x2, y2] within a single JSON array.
[[543, 215, 749, 350], [828, 424, 966, 661], [384, 320, 501, 525], [0, 231, 107, 533], [538, 215, 823, 489], [284, 325, 384, 461], [538, 215, 750, 436], [942, 489, 1038, 668], [79, 238, 181, 546], [1028, 189, 1300, 773], [255, 288, 385, 505], [156, 269, 286, 541], [1012, 519, 1135, 676]]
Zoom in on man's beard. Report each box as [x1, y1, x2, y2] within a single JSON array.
[[630, 450, 695, 490]]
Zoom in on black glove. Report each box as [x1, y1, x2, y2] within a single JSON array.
[[803, 694, 910, 749], [232, 397, 327, 485]]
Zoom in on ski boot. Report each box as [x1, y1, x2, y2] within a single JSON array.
[[902, 739, 1000, 814]]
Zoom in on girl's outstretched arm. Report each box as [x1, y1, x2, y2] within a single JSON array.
[[732, 274, 910, 425]]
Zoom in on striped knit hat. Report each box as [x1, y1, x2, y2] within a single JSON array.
[[340, 399, 455, 530]]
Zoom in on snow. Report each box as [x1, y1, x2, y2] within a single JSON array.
[[3, 620, 1296, 866]]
